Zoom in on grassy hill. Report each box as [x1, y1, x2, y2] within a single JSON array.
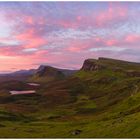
[[0, 58, 139, 138]]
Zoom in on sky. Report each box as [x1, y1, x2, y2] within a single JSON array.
[[0, 2, 140, 72]]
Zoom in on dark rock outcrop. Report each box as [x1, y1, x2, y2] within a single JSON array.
[[81, 59, 105, 71], [81, 57, 140, 73], [71, 129, 82, 135]]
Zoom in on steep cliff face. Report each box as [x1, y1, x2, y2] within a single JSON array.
[[81, 59, 105, 71], [81, 57, 140, 73]]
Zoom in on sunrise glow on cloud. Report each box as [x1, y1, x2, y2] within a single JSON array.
[[0, 2, 140, 72]]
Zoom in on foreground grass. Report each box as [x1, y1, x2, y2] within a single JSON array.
[[0, 109, 140, 138], [0, 92, 140, 138]]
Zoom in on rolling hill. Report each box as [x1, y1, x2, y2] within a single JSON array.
[[0, 57, 139, 138]]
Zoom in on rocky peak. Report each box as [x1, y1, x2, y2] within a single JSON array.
[[35, 65, 64, 77], [81, 59, 105, 71]]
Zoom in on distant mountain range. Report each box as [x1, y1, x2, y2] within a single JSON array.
[[0, 64, 77, 82], [0, 57, 140, 83]]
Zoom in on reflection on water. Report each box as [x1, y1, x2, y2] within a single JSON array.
[[10, 90, 36, 95], [27, 83, 40, 86]]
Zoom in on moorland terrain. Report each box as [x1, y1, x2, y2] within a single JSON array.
[[0, 57, 140, 138]]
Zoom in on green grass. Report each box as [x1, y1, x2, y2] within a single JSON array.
[[0, 58, 139, 138]]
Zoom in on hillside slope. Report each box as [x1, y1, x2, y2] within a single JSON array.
[[0, 57, 139, 138], [29, 65, 77, 83]]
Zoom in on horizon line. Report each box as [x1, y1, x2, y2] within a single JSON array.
[[0, 57, 140, 74]]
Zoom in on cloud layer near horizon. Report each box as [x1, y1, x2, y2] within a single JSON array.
[[0, 2, 140, 72]]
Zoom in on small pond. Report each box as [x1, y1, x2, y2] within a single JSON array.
[[10, 90, 36, 95], [27, 83, 40, 86]]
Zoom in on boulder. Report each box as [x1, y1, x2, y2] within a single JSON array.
[[71, 129, 82, 135]]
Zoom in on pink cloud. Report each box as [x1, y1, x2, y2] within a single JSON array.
[[16, 29, 34, 40], [106, 39, 118, 46], [55, 4, 128, 30], [0, 46, 22, 56], [125, 34, 140, 43], [96, 3, 128, 27], [67, 46, 85, 52], [66, 39, 93, 52], [23, 16, 46, 26], [16, 28, 47, 48], [24, 16, 34, 25]]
